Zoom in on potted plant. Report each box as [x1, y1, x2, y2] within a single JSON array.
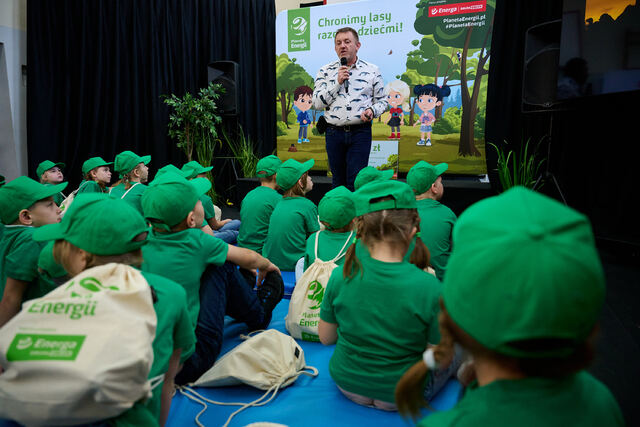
[[488, 138, 545, 193]]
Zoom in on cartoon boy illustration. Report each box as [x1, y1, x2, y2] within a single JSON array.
[[384, 80, 410, 140], [293, 85, 314, 144], [413, 84, 451, 146]]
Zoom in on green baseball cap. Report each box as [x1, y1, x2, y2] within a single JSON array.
[[155, 164, 188, 179], [354, 166, 393, 190], [114, 150, 151, 177], [443, 187, 605, 358], [142, 171, 211, 228], [276, 159, 314, 191], [181, 161, 213, 179], [37, 160, 66, 178], [33, 193, 149, 256], [256, 155, 282, 178], [354, 179, 416, 217], [82, 157, 113, 175], [319, 186, 356, 230], [0, 176, 68, 224], [407, 161, 448, 195]]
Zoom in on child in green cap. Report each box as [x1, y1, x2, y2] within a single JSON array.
[[32, 193, 195, 426], [263, 158, 320, 271], [109, 150, 151, 214], [237, 155, 283, 254], [303, 186, 355, 270], [406, 160, 456, 281], [395, 187, 624, 426], [140, 171, 283, 385], [181, 160, 241, 244], [354, 166, 394, 190], [36, 160, 67, 206], [0, 176, 68, 327], [318, 180, 451, 410], [78, 156, 113, 193]]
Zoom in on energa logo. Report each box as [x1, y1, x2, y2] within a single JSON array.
[[306, 281, 324, 310], [291, 16, 308, 36], [16, 336, 33, 350]]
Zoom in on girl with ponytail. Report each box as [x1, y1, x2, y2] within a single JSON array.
[[395, 188, 623, 426], [318, 180, 456, 410]]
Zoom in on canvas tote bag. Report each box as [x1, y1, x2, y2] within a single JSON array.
[[178, 329, 318, 427], [0, 263, 157, 426], [285, 231, 353, 341]]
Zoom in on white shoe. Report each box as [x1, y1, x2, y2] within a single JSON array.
[[425, 139, 432, 146], [416, 140, 426, 146]]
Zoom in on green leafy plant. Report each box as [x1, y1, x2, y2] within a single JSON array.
[[221, 125, 259, 178], [488, 138, 545, 192], [163, 82, 224, 162]]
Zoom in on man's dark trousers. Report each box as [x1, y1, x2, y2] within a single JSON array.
[[325, 123, 372, 191]]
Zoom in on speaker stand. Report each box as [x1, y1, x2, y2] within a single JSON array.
[[532, 113, 567, 205]]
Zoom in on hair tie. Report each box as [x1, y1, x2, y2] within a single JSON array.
[[423, 348, 438, 369], [416, 231, 421, 238]]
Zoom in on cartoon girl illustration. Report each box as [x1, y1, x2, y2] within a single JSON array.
[[413, 84, 451, 146], [384, 80, 410, 140]]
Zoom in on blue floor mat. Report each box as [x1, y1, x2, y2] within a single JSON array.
[[167, 299, 463, 427]]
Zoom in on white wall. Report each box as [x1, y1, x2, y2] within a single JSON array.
[[0, 0, 27, 180]]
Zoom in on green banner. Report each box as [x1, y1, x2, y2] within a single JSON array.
[[288, 8, 311, 52], [7, 333, 86, 361]]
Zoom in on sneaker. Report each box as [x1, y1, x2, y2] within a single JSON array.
[[258, 271, 284, 315], [303, 138, 310, 143], [297, 139, 302, 144], [426, 138, 432, 146], [416, 139, 426, 146]]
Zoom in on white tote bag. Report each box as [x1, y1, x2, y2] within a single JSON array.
[[178, 329, 318, 427], [285, 231, 353, 341], [0, 263, 157, 426]]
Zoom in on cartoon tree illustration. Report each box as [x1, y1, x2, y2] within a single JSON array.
[[403, 37, 461, 120], [414, 0, 494, 156], [275, 53, 314, 128]]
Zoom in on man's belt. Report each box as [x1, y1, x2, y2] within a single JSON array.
[[325, 122, 372, 132]]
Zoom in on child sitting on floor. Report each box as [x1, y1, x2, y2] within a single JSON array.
[[109, 150, 151, 214], [181, 160, 240, 244], [36, 160, 67, 206], [354, 166, 393, 191], [263, 159, 320, 271], [237, 155, 282, 254], [32, 193, 195, 426], [319, 180, 456, 410], [78, 157, 113, 193], [395, 187, 624, 426], [140, 171, 283, 384], [0, 176, 67, 327], [303, 186, 355, 270]]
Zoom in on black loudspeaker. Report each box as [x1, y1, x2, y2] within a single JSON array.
[[208, 61, 239, 116], [522, 20, 562, 111]]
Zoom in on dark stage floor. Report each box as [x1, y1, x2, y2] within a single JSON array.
[[221, 183, 640, 426]]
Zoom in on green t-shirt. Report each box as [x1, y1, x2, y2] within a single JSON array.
[[77, 180, 107, 194], [109, 182, 147, 215], [0, 225, 44, 301], [141, 228, 229, 328], [237, 186, 282, 253], [140, 271, 195, 419], [320, 258, 442, 403], [36, 241, 69, 297], [304, 230, 354, 270], [263, 197, 320, 271], [416, 198, 456, 281], [420, 372, 624, 427], [44, 183, 66, 206], [200, 194, 216, 220]]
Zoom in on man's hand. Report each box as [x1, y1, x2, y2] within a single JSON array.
[[257, 261, 281, 286], [337, 66, 350, 85], [360, 108, 374, 122]]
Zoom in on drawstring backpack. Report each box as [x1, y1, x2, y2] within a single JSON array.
[[178, 329, 318, 427], [286, 231, 353, 341], [0, 263, 160, 426]]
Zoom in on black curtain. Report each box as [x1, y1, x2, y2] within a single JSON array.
[[486, 0, 640, 245], [27, 0, 276, 198]]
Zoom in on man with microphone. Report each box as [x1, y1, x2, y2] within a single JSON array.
[[312, 27, 387, 191]]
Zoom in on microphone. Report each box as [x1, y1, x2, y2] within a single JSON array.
[[340, 57, 349, 93]]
